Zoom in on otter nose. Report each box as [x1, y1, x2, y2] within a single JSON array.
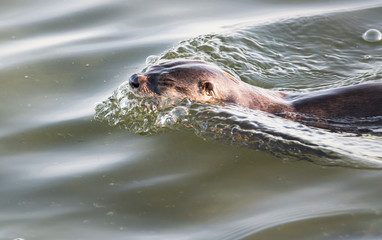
[[129, 74, 140, 89]]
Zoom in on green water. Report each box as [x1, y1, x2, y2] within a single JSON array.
[[1, 0, 382, 239]]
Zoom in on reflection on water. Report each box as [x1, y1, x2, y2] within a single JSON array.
[[1, 0, 382, 239]]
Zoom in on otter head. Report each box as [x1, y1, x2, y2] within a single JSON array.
[[128, 60, 241, 104]]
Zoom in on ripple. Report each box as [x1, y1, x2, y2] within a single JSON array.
[[95, 79, 382, 169], [2, 140, 150, 181], [0, 24, 120, 70], [96, 6, 382, 169], [0, 0, 122, 30], [219, 207, 364, 240]]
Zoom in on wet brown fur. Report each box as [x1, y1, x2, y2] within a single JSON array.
[[129, 60, 382, 119]]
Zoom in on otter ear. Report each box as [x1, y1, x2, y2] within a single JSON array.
[[200, 81, 215, 96]]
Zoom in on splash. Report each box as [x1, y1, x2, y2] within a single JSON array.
[[95, 80, 382, 169], [95, 82, 184, 135]]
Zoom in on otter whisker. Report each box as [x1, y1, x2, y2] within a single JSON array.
[[158, 80, 175, 86], [161, 79, 175, 83]]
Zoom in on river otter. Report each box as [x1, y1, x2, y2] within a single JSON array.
[[129, 60, 382, 119]]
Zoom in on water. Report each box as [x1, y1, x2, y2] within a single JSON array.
[[1, 0, 382, 239]]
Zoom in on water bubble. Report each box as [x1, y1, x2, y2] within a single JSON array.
[[363, 55, 372, 60], [145, 55, 159, 65], [362, 29, 382, 43]]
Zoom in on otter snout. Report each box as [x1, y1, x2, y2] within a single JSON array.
[[128, 73, 159, 96], [129, 74, 140, 89]]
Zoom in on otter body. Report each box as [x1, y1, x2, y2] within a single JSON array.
[[129, 60, 382, 119], [289, 83, 382, 117]]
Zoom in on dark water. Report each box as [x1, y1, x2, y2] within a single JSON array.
[[1, 0, 382, 239]]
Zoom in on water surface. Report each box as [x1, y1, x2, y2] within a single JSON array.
[[1, 0, 382, 239]]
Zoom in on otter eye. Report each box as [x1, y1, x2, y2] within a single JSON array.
[[199, 81, 215, 96]]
